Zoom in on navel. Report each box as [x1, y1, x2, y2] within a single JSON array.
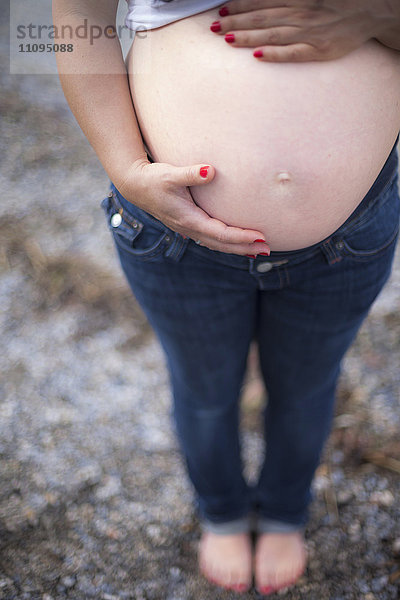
[[276, 171, 291, 184]]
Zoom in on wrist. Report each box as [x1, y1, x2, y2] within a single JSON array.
[[112, 155, 150, 199]]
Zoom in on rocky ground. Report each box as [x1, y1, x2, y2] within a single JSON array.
[[1, 7, 400, 599]]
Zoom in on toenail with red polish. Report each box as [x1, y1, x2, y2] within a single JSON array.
[[219, 6, 229, 16], [259, 586, 275, 595], [245, 254, 257, 258], [254, 50, 263, 58], [225, 33, 235, 43], [254, 238, 266, 243], [232, 583, 248, 592]]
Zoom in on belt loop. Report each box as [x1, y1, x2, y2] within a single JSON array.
[[320, 237, 343, 265], [164, 232, 189, 262]]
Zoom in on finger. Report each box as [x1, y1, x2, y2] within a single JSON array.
[[192, 237, 271, 256], [223, 26, 302, 48], [253, 42, 328, 61], [218, 0, 288, 17], [182, 204, 270, 248], [212, 7, 295, 34], [218, 0, 298, 17], [168, 163, 216, 187], [190, 229, 271, 255]]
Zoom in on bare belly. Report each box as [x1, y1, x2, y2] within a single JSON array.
[[126, 7, 400, 250]]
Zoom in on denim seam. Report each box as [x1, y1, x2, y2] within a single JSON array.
[[341, 225, 399, 261], [110, 184, 171, 234], [164, 232, 188, 262], [112, 229, 170, 260], [334, 171, 398, 241]]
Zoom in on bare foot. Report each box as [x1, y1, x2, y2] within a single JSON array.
[[254, 531, 307, 595], [198, 530, 253, 593]]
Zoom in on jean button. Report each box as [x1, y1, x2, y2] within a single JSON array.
[[110, 213, 122, 227], [335, 240, 344, 250], [256, 261, 273, 273]]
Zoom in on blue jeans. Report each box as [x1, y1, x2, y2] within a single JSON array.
[[101, 138, 399, 535]]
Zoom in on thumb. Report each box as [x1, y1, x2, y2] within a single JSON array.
[[169, 163, 216, 187]]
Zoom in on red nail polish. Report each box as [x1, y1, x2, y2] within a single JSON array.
[[254, 238, 266, 243], [200, 166, 210, 178], [210, 21, 221, 32], [225, 33, 235, 43], [259, 252, 270, 256], [254, 49, 263, 58], [232, 583, 248, 592], [246, 254, 257, 258], [219, 6, 229, 16], [259, 586, 275, 595]]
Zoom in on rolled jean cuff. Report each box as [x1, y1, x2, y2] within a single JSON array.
[[200, 512, 258, 535], [256, 517, 305, 535]]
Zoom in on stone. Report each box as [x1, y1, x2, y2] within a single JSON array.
[[369, 490, 394, 506], [392, 537, 400, 555]]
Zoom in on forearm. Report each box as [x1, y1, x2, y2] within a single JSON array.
[[52, 1, 148, 189]]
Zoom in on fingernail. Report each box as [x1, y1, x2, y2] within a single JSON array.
[[219, 6, 229, 16], [225, 33, 235, 43], [254, 238, 266, 243], [254, 49, 263, 58], [210, 21, 221, 32], [245, 254, 257, 258], [259, 252, 270, 256], [200, 166, 210, 178]]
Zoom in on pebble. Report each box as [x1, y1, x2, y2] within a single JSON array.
[[369, 490, 394, 506], [348, 522, 361, 536], [331, 450, 344, 464], [392, 537, 400, 555], [371, 575, 389, 592], [61, 575, 76, 588], [169, 567, 181, 579], [337, 489, 353, 505], [95, 475, 121, 500], [146, 524, 167, 546], [358, 580, 370, 593], [73, 464, 102, 488]]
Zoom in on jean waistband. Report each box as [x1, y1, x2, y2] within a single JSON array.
[[112, 133, 399, 269]]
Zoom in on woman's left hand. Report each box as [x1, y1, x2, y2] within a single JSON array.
[[211, 0, 398, 62]]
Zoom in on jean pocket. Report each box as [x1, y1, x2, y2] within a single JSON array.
[[335, 175, 400, 262], [101, 190, 172, 260]]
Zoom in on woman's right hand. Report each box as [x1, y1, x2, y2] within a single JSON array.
[[116, 158, 271, 256]]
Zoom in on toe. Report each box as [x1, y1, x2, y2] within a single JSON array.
[[258, 586, 275, 596], [232, 582, 250, 592]]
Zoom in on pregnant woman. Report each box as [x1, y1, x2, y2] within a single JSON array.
[[53, 0, 400, 594]]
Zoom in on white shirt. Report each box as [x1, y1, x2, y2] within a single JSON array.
[[125, 0, 226, 31]]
